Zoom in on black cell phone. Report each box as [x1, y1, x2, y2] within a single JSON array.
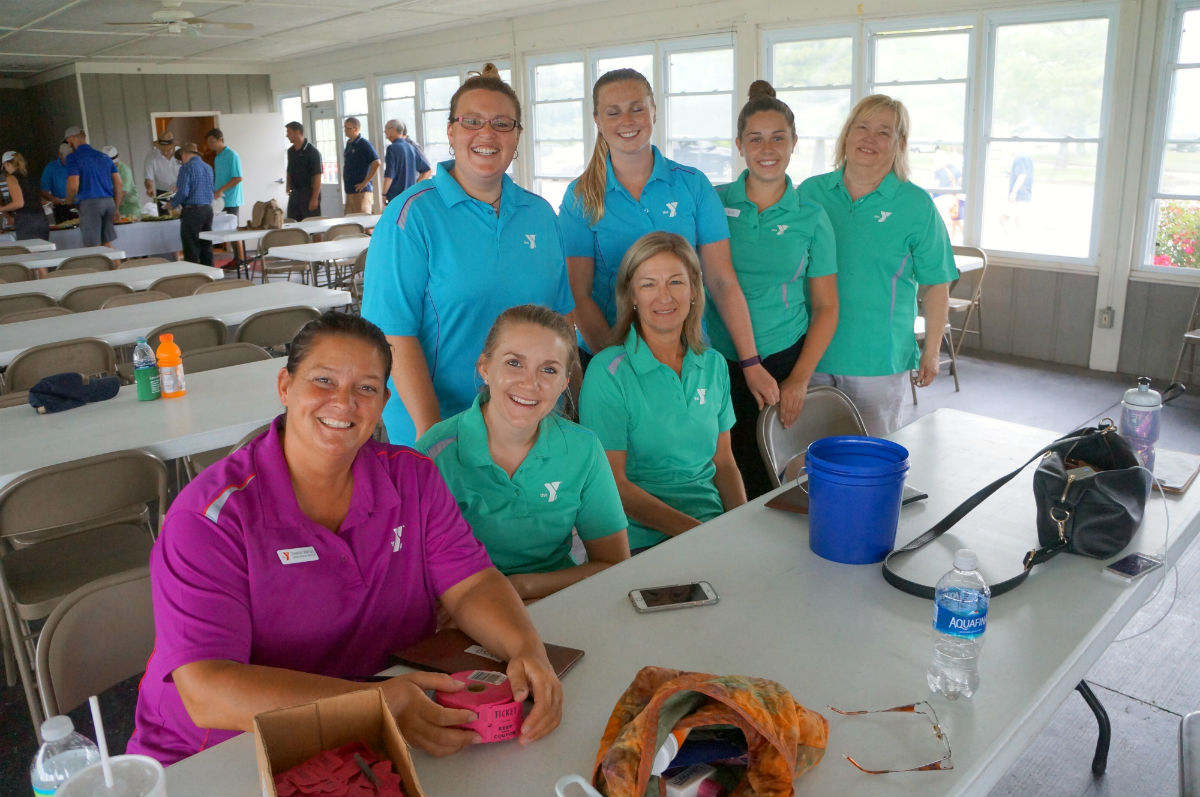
[[1104, 552, 1163, 581]]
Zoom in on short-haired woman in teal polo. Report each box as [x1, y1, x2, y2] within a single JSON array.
[[579, 232, 746, 553], [416, 305, 630, 600], [558, 68, 779, 413], [798, 94, 957, 435], [711, 81, 839, 498]]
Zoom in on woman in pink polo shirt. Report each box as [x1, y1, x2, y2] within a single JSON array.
[[127, 312, 562, 766]]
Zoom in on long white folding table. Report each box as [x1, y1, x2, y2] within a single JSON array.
[[283, 213, 382, 236], [0, 237, 56, 253], [0, 246, 125, 272], [265, 237, 371, 285], [0, 282, 349, 366], [163, 409, 1200, 797], [0, 358, 283, 491], [0, 261, 222, 301]]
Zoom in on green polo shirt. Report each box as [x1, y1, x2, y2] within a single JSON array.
[[707, 171, 838, 360], [798, 167, 957, 376], [579, 328, 736, 550], [416, 396, 626, 576]]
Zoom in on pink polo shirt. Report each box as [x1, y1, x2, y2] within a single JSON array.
[[127, 415, 493, 765]]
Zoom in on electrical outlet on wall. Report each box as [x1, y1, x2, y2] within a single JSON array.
[[1097, 306, 1115, 328]]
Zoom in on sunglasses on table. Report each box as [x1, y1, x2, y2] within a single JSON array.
[[453, 115, 520, 132], [827, 701, 954, 774]]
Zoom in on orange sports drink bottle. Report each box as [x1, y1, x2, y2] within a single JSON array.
[[156, 333, 187, 398]]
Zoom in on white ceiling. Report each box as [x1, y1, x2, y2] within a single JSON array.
[[0, 0, 596, 80]]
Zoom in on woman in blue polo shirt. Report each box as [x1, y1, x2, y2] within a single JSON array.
[[798, 95, 957, 436], [558, 68, 778, 411], [417, 305, 629, 599], [363, 64, 574, 445], [580, 232, 745, 553], [711, 81, 839, 498]]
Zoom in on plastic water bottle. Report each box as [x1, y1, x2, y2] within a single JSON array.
[[927, 548, 990, 700], [133, 336, 161, 401], [30, 715, 100, 797], [1120, 376, 1162, 471]]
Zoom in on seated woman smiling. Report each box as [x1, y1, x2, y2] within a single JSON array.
[[127, 311, 561, 766], [579, 232, 747, 553], [417, 305, 629, 600]]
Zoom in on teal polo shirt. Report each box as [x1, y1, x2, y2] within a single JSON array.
[[798, 168, 957, 376], [579, 328, 735, 550], [416, 396, 627, 575], [213, 147, 243, 208], [557, 146, 730, 333], [706, 171, 838, 361], [363, 161, 574, 445]]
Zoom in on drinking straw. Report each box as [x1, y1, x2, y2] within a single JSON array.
[[88, 695, 114, 789]]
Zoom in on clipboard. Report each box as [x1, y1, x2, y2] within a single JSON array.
[[392, 628, 584, 679], [766, 474, 928, 515]]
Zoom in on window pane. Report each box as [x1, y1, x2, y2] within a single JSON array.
[[423, 110, 450, 173], [668, 95, 731, 140], [1153, 199, 1200, 269], [342, 87, 368, 115], [382, 80, 415, 100], [786, 139, 837, 184], [668, 48, 733, 93], [875, 33, 969, 82], [312, 117, 340, 185], [778, 88, 850, 139], [381, 98, 417, 136], [1168, 68, 1200, 140], [535, 141, 585, 179], [991, 19, 1109, 139], [1161, 145, 1200, 195], [924, 149, 966, 245], [596, 54, 653, 85], [280, 96, 302, 125], [981, 141, 1097, 257], [537, 179, 571, 211], [534, 101, 583, 140], [423, 75, 459, 110], [307, 83, 334, 102], [1180, 9, 1200, 63], [773, 39, 852, 88], [535, 62, 584, 101], [889, 83, 965, 147]]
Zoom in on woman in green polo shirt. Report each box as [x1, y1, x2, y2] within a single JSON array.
[[798, 94, 957, 435], [417, 305, 629, 600], [709, 81, 839, 498], [579, 232, 746, 552]]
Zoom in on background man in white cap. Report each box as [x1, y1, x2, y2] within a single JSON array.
[[40, 141, 75, 223], [103, 145, 141, 220], [144, 130, 180, 215], [64, 125, 122, 247]]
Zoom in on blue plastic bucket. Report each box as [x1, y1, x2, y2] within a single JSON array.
[[806, 435, 910, 564]]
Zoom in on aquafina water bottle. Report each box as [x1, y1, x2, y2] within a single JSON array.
[[927, 548, 989, 699]]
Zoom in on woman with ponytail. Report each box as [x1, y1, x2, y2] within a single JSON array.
[[711, 81, 838, 498], [558, 69, 779, 412], [363, 64, 574, 445]]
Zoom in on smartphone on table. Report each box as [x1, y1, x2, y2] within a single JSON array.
[[1104, 552, 1163, 581], [629, 581, 718, 613]]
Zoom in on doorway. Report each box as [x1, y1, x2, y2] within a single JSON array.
[[304, 101, 342, 216]]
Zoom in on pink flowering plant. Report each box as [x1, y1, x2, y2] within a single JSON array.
[[1155, 200, 1200, 269]]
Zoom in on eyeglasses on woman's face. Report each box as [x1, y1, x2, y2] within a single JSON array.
[[453, 115, 520, 133]]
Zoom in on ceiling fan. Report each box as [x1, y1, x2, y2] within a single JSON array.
[[105, 0, 254, 35]]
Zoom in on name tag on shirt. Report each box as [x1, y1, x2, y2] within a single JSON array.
[[725, 208, 741, 217], [277, 546, 319, 565]]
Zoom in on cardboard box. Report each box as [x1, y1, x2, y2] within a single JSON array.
[[253, 688, 426, 797]]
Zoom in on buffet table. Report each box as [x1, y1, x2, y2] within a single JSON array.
[[50, 219, 181, 258]]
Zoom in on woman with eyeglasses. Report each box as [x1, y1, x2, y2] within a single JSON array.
[[558, 69, 779, 415], [364, 64, 574, 445]]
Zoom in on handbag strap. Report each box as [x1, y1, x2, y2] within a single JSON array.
[[880, 428, 1099, 599]]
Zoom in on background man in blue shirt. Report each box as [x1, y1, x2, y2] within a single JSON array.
[[382, 119, 430, 204], [342, 116, 380, 214], [64, 126, 122, 247], [41, 142, 74, 223], [170, 142, 215, 266]]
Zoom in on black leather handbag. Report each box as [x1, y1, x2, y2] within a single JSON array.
[[884, 421, 1154, 598]]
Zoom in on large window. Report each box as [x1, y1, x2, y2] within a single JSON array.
[[869, 23, 973, 244], [530, 58, 586, 209], [1146, 2, 1200, 271], [379, 77, 417, 146], [664, 40, 735, 183], [981, 14, 1113, 259]]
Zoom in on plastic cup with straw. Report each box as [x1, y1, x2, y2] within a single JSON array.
[[55, 696, 166, 797]]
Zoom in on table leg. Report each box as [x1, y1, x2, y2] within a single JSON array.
[[1075, 680, 1110, 776]]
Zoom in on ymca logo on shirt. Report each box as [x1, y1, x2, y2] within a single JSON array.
[[695, 388, 707, 405], [392, 525, 404, 553], [875, 211, 893, 223], [541, 481, 562, 502], [524, 234, 537, 249], [663, 201, 678, 218], [773, 224, 789, 236]]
